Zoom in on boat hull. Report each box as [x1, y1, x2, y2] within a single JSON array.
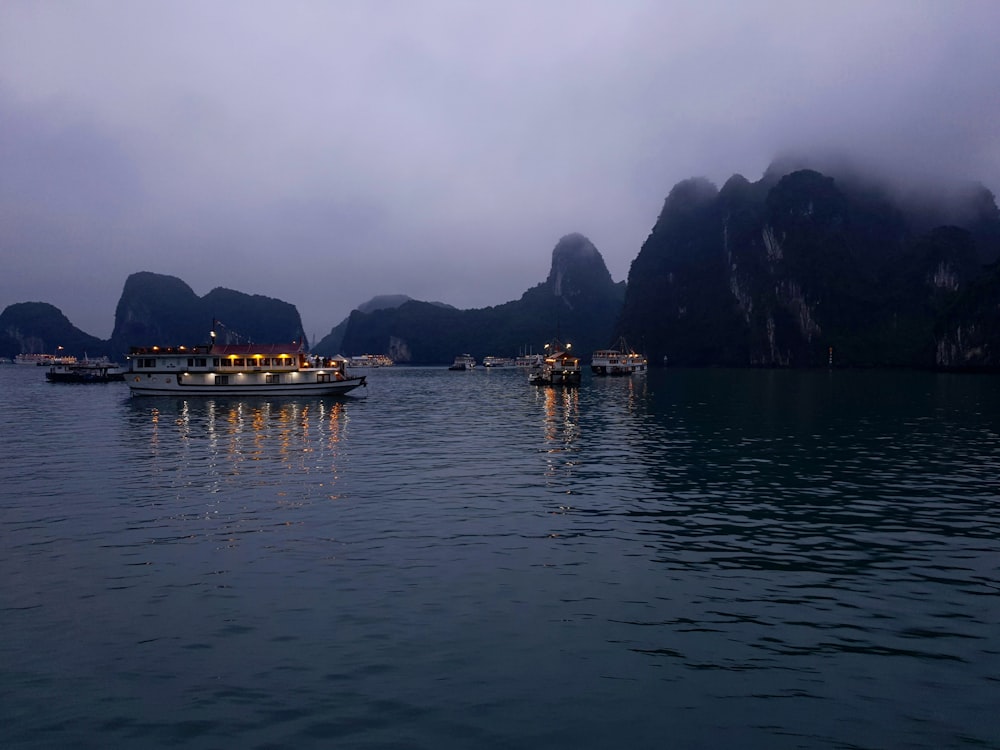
[[127, 374, 367, 397], [47, 371, 125, 383], [591, 364, 647, 376], [529, 368, 581, 386]]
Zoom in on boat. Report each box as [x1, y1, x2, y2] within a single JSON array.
[[16, 352, 78, 366], [482, 356, 513, 368], [514, 346, 544, 368], [46, 360, 126, 383], [346, 354, 394, 368], [590, 338, 648, 376], [449, 354, 476, 370], [528, 341, 581, 386], [125, 342, 366, 397]]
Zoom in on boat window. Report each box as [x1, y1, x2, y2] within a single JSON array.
[[317, 373, 330, 383], [215, 375, 229, 385], [213, 358, 222, 367], [266, 374, 281, 384]]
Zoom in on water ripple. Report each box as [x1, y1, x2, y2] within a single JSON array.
[[2, 366, 999, 748]]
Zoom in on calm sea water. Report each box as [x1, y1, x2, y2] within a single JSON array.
[[1, 364, 998, 749]]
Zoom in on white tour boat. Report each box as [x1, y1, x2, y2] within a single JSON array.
[[448, 354, 476, 370], [16, 352, 78, 366], [591, 338, 648, 376], [482, 356, 513, 368], [346, 354, 394, 369], [126, 342, 366, 397]]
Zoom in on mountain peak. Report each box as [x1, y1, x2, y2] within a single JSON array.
[[546, 234, 614, 303]]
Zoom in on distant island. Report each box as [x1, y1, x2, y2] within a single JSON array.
[[3, 157, 999, 369]]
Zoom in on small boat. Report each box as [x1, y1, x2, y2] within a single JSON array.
[[126, 341, 366, 397], [16, 352, 78, 366], [346, 354, 394, 368], [528, 341, 581, 386], [515, 353, 544, 368], [482, 356, 513, 368], [46, 360, 126, 383], [449, 354, 476, 370], [514, 346, 544, 368], [591, 338, 648, 376]]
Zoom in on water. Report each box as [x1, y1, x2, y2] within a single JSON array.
[[1, 365, 998, 749]]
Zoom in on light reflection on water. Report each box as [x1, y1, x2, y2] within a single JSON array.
[[1, 365, 999, 749]]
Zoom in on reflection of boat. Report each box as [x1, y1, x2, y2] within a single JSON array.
[[46, 360, 125, 383], [126, 342, 366, 397], [591, 338, 648, 376], [449, 354, 476, 370], [528, 341, 581, 386]]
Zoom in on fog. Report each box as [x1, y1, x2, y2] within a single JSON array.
[[2, 1, 998, 339]]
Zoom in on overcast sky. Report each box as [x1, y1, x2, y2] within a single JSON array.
[[2, 1, 999, 340]]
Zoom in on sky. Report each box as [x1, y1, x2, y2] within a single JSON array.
[[2, 1, 1000, 340]]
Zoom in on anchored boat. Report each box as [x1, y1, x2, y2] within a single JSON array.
[[46, 360, 125, 383], [591, 338, 648, 376], [528, 341, 581, 386], [126, 342, 366, 397], [448, 354, 476, 370]]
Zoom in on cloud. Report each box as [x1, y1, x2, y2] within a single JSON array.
[[1, 1, 999, 339]]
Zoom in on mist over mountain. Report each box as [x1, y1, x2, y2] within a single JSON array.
[[618, 163, 1000, 368], [4, 157, 1000, 370]]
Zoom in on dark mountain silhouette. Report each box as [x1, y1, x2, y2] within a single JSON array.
[[618, 165, 1000, 368], [333, 233, 625, 363], [5, 157, 1000, 371], [107, 271, 306, 356], [0, 302, 109, 359], [313, 294, 454, 354]]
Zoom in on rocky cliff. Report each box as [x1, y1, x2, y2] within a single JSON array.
[[618, 165, 1000, 368], [0, 302, 108, 359], [108, 271, 306, 356]]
